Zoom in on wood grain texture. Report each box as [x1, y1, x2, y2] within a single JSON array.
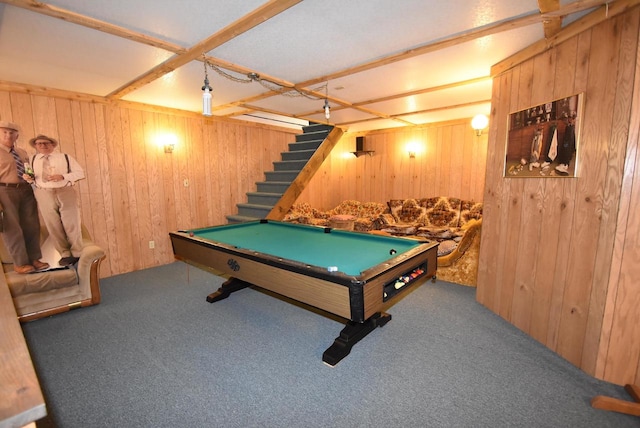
[[480, 6, 640, 385], [0, 93, 296, 278], [296, 121, 487, 210]]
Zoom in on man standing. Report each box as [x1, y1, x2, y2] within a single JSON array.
[[25, 134, 85, 266], [555, 112, 577, 175], [0, 121, 49, 273]]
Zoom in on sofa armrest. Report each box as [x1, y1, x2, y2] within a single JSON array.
[[438, 218, 482, 267], [77, 241, 106, 306]]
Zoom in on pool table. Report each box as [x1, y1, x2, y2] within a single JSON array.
[[170, 220, 437, 365]]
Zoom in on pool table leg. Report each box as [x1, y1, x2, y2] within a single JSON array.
[[206, 277, 251, 303], [322, 312, 392, 366]]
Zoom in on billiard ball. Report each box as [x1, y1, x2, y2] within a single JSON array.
[[389, 249, 396, 255], [189, 231, 194, 237]]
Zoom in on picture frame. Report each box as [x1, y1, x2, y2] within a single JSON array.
[[504, 93, 584, 178]]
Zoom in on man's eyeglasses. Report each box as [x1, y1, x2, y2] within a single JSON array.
[[35, 142, 53, 146]]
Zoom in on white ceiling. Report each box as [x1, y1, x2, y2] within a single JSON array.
[[0, 0, 608, 132]]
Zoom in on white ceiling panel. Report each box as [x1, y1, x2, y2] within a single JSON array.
[[0, 5, 171, 96], [44, 0, 268, 46], [0, 1, 615, 132]]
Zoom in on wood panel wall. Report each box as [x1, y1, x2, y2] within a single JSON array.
[[297, 121, 487, 210], [477, 7, 640, 386], [0, 92, 296, 278]]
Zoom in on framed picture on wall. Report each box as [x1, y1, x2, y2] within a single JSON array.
[[504, 93, 584, 178]]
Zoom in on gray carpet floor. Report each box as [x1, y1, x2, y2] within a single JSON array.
[[23, 262, 639, 427]]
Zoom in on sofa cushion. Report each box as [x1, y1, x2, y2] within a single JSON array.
[[418, 197, 461, 228], [6, 266, 78, 297], [388, 199, 426, 224], [437, 240, 458, 256], [459, 200, 483, 227]]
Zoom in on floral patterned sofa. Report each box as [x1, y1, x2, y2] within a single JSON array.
[[374, 197, 483, 286], [284, 197, 482, 287], [283, 200, 388, 232]]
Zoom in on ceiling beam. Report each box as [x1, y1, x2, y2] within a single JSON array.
[[0, 0, 187, 53], [538, 0, 562, 39], [294, 0, 612, 90], [492, 0, 640, 76], [105, 0, 302, 99], [210, 0, 611, 121]]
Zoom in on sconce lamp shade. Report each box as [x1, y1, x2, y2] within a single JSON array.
[[471, 114, 489, 136]]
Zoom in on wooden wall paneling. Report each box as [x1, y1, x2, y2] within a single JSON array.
[[104, 106, 134, 274], [80, 103, 112, 276], [217, 123, 235, 219], [510, 50, 556, 334], [188, 119, 207, 227], [69, 101, 94, 243], [158, 113, 178, 265], [584, 8, 640, 375], [172, 115, 190, 230], [95, 104, 118, 275], [118, 108, 144, 272], [528, 38, 577, 345], [235, 125, 250, 206], [54, 99, 78, 165], [476, 73, 510, 308], [449, 125, 464, 197], [10, 93, 35, 141], [125, 109, 154, 270], [460, 125, 473, 199], [0, 92, 11, 120], [30, 96, 57, 141], [556, 16, 621, 368], [141, 110, 166, 267], [498, 57, 534, 322], [596, 8, 640, 384], [424, 127, 438, 199], [206, 121, 221, 225], [368, 135, 384, 202], [371, 133, 387, 202], [544, 31, 593, 352]]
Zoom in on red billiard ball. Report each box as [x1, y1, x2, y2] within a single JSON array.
[[189, 231, 194, 237]]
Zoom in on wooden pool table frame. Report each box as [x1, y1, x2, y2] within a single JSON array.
[[170, 221, 437, 365]]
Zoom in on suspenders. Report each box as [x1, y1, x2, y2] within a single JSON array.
[[32, 154, 70, 173]]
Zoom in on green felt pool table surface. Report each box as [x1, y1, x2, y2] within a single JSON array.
[[189, 220, 421, 276]]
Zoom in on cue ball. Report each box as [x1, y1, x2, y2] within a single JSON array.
[[389, 249, 396, 255]]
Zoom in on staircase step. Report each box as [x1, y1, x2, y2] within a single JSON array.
[[265, 170, 299, 182], [256, 181, 291, 193], [228, 123, 333, 225], [247, 192, 283, 206], [281, 149, 315, 161], [296, 131, 331, 142], [288, 140, 323, 152], [273, 159, 307, 171], [226, 214, 260, 224], [303, 123, 333, 133], [236, 203, 273, 218]]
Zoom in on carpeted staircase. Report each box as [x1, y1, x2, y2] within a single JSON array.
[[226, 122, 333, 223]]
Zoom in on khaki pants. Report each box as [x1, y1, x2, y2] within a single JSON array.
[[34, 186, 83, 258]]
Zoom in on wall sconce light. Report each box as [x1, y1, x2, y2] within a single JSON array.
[[406, 141, 420, 158], [157, 134, 178, 154], [471, 114, 489, 136]]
